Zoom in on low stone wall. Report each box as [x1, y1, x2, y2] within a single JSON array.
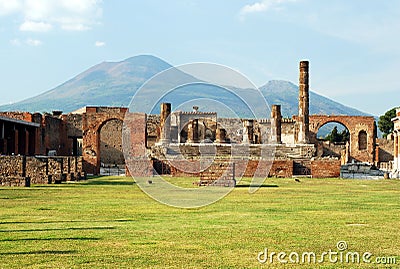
[[311, 159, 341, 178], [340, 163, 384, 179], [156, 159, 294, 179], [0, 156, 84, 186]]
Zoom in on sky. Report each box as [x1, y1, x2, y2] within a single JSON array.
[[0, 0, 399, 116]]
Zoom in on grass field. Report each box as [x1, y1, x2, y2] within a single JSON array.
[[0, 176, 399, 268]]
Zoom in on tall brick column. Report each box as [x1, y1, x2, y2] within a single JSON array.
[[124, 112, 153, 177], [297, 60, 310, 144], [159, 103, 171, 144], [270, 105, 282, 144]]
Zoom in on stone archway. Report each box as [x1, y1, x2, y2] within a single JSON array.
[[82, 107, 127, 175], [99, 118, 124, 167], [309, 115, 376, 163], [315, 121, 350, 160]]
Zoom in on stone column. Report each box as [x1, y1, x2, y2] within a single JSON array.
[[243, 120, 254, 144], [297, 60, 310, 144], [216, 128, 226, 143], [270, 105, 282, 144], [187, 119, 199, 143], [394, 132, 398, 170], [159, 103, 171, 144], [397, 132, 400, 171]]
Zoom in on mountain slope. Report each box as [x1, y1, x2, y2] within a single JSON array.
[[260, 80, 369, 117], [0, 55, 370, 118], [0, 55, 173, 113]]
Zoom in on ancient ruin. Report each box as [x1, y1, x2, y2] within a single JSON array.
[[0, 60, 393, 186], [391, 108, 400, 178]]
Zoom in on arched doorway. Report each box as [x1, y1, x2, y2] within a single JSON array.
[[309, 115, 376, 163], [99, 119, 125, 175], [315, 121, 350, 160]]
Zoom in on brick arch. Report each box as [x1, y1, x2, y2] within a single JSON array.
[[98, 118, 124, 166], [82, 107, 127, 175], [309, 115, 376, 163]]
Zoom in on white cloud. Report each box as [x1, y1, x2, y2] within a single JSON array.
[[20, 20, 52, 32], [95, 41, 105, 47], [0, 0, 102, 32], [239, 0, 298, 19], [0, 0, 21, 15], [26, 38, 42, 46]]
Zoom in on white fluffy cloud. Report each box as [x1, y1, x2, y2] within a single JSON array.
[[0, 0, 21, 15], [95, 41, 106, 47], [0, 0, 102, 32], [240, 0, 298, 18], [20, 20, 52, 32]]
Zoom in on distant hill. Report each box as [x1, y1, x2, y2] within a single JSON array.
[[0, 55, 371, 118], [260, 80, 369, 117]]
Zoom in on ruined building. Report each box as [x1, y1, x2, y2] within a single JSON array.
[[0, 61, 385, 186], [391, 108, 400, 177]]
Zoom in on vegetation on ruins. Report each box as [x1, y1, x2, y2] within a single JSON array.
[[0, 176, 399, 268], [378, 107, 397, 138]]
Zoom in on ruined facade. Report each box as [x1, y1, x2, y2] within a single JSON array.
[[391, 108, 400, 177], [0, 61, 386, 184]]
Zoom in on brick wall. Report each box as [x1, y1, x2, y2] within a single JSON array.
[[310, 159, 341, 178]]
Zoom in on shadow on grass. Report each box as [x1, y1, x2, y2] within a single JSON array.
[[0, 219, 133, 225], [82, 180, 135, 186], [235, 184, 279, 188], [0, 226, 115, 233], [0, 237, 100, 242], [80, 176, 135, 186], [0, 250, 77, 255]]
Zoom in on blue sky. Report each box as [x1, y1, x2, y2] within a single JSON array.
[[0, 0, 399, 116]]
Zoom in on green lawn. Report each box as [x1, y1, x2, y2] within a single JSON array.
[[0, 176, 399, 268]]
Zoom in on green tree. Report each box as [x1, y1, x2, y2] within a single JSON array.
[[378, 107, 397, 138], [325, 126, 350, 143]]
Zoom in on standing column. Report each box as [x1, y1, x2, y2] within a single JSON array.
[[270, 105, 282, 144], [397, 132, 400, 171], [242, 120, 254, 144], [297, 60, 310, 144], [159, 103, 171, 144], [187, 119, 199, 143], [394, 132, 398, 171]]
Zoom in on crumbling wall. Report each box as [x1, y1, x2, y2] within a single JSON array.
[[376, 138, 394, 163], [281, 119, 296, 144], [42, 114, 68, 155], [216, 118, 243, 143], [0, 156, 84, 186], [0, 112, 33, 122], [146, 114, 160, 147]]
